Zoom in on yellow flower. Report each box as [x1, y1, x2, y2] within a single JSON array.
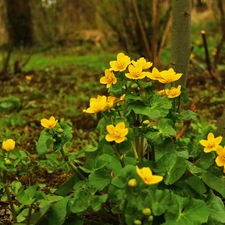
[[165, 85, 181, 98], [136, 166, 163, 186], [215, 146, 225, 173], [26, 75, 32, 81], [199, 132, 222, 153], [125, 65, 150, 80], [41, 116, 58, 129], [109, 53, 131, 72], [131, 57, 153, 70], [106, 122, 128, 143], [147, 67, 163, 80], [212, 48, 217, 56], [128, 178, 137, 187], [83, 95, 114, 113], [157, 68, 182, 84], [100, 69, 117, 88], [157, 90, 166, 96], [2, 139, 15, 152]]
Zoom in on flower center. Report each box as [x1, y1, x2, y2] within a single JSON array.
[[117, 61, 125, 70], [208, 142, 215, 148]]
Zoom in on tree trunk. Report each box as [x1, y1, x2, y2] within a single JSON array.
[[170, 0, 192, 87], [0, 0, 7, 44], [5, 0, 33, 47]]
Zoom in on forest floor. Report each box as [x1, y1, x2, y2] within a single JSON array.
[[0, 46, 225, 224]]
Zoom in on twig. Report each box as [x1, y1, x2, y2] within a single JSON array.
[[201, 30, 212, 76], [131, 0, 152, 61]]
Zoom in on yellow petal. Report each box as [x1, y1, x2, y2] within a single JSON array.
[[145, 175, 163, 185]]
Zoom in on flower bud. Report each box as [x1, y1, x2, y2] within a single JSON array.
[[128, 178, 137, 187], [142, 208, 151, 216], [142, 120, 150, 125], [57, 128, 64, 133], [57, 134, 62, 138], [148, 216, 153, 222], [4, 158, 11, 165], [131, 83, 138, 89], [134, 219, 142, 225]]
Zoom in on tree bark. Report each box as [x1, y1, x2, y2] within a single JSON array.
[[5, 0, 33, 47], [170, 0, 192, 87]]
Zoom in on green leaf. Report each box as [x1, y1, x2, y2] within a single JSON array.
[[108, 80, 124, 97], [156, 118, 176, 137], [186, 161, 204, 175], [54, 173, 80, 196], [53, 122, 73, 152], [126, 94, 172, 119], [156, 154, 186, 185], [17, 186, 37, 205], [36, 130, 55, 155], [108, 165, 137, 208], [164, 194, 209, 225], [70, 190, 91, 213], [206, 190, 225, 223], [47, 195, 71, 225], [202, 172, 225, 198], [81, 154, 112, 173], [89, 168, 112, 191], [200, 151, 216, 169], [148, 189, 171, 216], [179, 110, 196, 121], [30, 204, 51, 225], [187, 176, 206, 195], [91, 194, 108, 211]]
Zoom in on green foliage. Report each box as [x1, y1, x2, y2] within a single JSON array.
[[1, 53, 225, 225]]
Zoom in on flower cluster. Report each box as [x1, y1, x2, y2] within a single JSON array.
[[84, 52, 183, 115], [200, 132, 225, 172]]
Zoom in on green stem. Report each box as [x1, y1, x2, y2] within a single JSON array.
[[2, 170, 17, 224], [60, 148, 86, 180], [112, 145, 125, 167], [26, 204, 33, 225], [150, 145, 155, 162], [101, 112, 111, 124], [131, 140, 139, 159]]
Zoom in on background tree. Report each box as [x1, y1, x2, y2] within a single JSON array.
[[5, 0, 33, 47]]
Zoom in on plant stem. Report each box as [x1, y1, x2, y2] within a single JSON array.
[[112, 145, 125, 167], [26, 204, 33, 225], [2, 170, 17, 224], [131, 140, 139, 159], [60, 148, 86, 180]]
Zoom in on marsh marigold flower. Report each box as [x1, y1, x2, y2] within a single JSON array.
[[199, 132, 222, 153], [100, 69, 117, 88], [136, 166, 163, 186], [105, 122, 128, 143], [109, 53, 131, 72], [147, 67, 163, 80], [131, 57, 153, 70], [41, 116, 58, 129], [157, 68, 182, 84], [165, 85, 181, 98], [157, 90, 166, 96], [83, 95, 114, 113], [2, 139, 15, 152], [125, 65, 150, 80], [215, 146, 225, 173]]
